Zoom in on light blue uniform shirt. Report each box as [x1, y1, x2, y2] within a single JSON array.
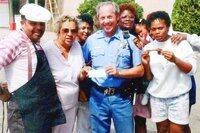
[[83, 28, 142, 88]]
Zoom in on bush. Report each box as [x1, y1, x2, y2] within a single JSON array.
[[77, 0, 143, 19], [172, 0, 200, 35]]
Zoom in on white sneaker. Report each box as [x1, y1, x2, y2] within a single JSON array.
[[141, 94, 149, 105]]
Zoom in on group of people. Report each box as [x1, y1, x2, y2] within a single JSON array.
[[0, 1, 199, 133]]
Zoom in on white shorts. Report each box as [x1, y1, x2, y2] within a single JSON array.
[[150, 93, 189, 125]]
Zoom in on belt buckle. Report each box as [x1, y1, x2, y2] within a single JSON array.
[[104, 88, 115, 95]]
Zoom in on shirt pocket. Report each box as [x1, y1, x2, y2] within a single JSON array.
[[118, 49, 131, 68], [91, 49, 105, 68]]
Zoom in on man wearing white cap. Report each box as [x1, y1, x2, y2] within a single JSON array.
[[0, 3, 66, 132]]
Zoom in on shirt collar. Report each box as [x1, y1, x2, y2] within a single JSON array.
[[96, 27, 124, 41], [19, 29, 41, 45]]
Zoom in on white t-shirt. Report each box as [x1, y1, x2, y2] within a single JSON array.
[[42, 40, 84, 110], [143, 38, 196, 98]]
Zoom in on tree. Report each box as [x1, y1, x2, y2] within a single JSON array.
[[172, 0, 200, 35], [77, 0, 143, 19]]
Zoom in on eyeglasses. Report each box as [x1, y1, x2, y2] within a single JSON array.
[[120, 15, 135, 21], [61, 28, 78, 34]]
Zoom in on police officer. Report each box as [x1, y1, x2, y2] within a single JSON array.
[[82, 2, 144, 132]]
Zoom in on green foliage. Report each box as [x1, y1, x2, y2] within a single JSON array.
[[77, 0, 143, 19], [172, 0, 200, 35]]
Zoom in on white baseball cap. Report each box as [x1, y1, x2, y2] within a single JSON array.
[[20, 3, 51, 23]]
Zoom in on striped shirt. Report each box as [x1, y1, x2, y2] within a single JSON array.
[[0, 30, 41, 92]]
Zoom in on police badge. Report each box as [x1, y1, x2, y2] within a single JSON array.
[[120, 43, 126, 49]]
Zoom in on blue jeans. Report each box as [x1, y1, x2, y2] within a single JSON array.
[[89, 87, 134, 133]]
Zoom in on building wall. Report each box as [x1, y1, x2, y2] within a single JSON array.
[[135, 0, 176, 18], [62, 0, 84, 17], [0, 3, 9, 27]]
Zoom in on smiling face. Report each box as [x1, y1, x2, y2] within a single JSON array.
[[57, 20, 78, 48], [98, 4, 119, 37], [135, 24, 149, 38], [77, 22, 93, 45], [21, 20, 45, 42], [119, 10, 135, 30], [150, 19, 169, 42]]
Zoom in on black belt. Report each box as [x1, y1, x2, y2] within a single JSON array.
[[92, 82, 122, 96]]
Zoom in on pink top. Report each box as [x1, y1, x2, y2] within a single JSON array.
[[0, 30, 41, 92]]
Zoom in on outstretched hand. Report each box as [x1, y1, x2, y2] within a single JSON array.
[[79, 66, 92, 80]]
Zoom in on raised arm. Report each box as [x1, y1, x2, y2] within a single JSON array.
[[141, 51, 153, 80]]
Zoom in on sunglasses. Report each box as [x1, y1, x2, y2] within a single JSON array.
[[61, 28, 78, 34]]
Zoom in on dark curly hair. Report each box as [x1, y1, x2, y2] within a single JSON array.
[[119, 3, 138, 22], [147, 11, 171, 28], [133, 19, 149, 34], [77, 13, 94, 28]]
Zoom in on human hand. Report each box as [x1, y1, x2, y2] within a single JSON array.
[[138, 34, 150, 46], [78, 89, 88, 102], [0, 82, 10, 102], [171, 33, 187, 44], [1, 82, 8, 89], [161, 50, 176, 63], [141, 51, 150, 66], [79, 66, 92, 79], [105, 65, 119, 77], [0, 82, 8, 94]]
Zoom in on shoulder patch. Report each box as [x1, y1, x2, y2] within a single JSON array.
[[133, 38, 142, 50]]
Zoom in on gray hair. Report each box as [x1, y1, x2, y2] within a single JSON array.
[[96, 1, 119, 18], [54, 15, 78, 35]]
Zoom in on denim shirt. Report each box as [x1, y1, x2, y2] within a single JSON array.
[[83, 28, 142, 88]]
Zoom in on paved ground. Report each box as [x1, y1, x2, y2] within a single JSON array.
[[0, 28, 200, 133]]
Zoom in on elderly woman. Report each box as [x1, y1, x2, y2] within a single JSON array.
[[42, 15, 90, 133]]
